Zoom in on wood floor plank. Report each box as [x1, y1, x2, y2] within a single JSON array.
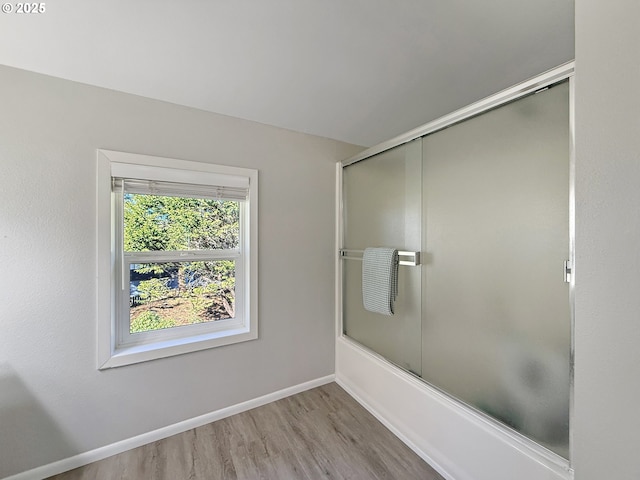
[[48, 383, 444, 480]]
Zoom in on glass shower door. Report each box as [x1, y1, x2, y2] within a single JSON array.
[[421, 82, 571, 457], [342, 139, 422, 375]]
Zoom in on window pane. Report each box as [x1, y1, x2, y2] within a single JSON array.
[[129, 260, 236, 334], [124, 194, 239, 252]]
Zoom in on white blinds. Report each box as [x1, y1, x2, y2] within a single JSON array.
[[110, 161, 250, 201], [118, 178, 248, 201]]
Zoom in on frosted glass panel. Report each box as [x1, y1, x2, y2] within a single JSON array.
[[421, 82, 570, 457], [343, 140, 422, 375]]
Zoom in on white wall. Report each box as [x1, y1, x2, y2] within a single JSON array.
[[0, 65, 362, 478], [573, 2, 640, 479]]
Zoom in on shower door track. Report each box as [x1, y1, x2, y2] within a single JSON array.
[[342, 60, 575, 168]]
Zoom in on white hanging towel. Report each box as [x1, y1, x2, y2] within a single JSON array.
[[362, 247, 399, 315]]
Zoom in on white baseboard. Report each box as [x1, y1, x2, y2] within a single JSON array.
[[4, 375, 335, 480]]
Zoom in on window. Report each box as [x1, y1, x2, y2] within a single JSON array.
[[97, 150, 258, 369]]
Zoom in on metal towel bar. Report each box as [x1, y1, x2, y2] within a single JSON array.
[[339, 249, 421, 267]]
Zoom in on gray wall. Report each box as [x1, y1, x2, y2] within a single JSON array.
[[4, 3, 640, 476], [574, 1, 640, 479], [0, 65, 362, 477]]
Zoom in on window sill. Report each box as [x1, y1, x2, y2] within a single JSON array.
[[99, 327, 257, 369]]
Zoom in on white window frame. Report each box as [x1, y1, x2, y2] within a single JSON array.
[[97, 150, 258, 369]]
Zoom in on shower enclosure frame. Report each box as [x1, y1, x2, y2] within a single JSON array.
[[335, 61, 575, 480]]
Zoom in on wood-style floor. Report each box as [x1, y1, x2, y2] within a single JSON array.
[[48, 382, 444, 480]]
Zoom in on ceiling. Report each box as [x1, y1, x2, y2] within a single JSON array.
[[0, 0, 574, 147]]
